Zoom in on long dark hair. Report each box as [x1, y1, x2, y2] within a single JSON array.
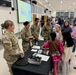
[[63, 20, 70, 27], [50, 32, 56, 41]]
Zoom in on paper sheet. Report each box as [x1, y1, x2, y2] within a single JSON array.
[[32, 45, 40, 49], [31, 49, 37, 52], [36, 54, 50, 62]]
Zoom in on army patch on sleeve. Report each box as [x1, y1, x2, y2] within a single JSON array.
[[3, 37, 11, 44], [3, 40, 10, 44]]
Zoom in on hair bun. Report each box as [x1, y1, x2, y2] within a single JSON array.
[[1, 23, 5, 29], [23, 21, 29, 26]]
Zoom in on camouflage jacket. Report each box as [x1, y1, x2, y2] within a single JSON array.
[[31, 24, 40, 39], [42, 24, 52, 37], [2, 31, 20, 62], [21, 27, 31, 47]]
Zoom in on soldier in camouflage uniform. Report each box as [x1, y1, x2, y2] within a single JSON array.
[[31, 18, 40, 45], [42, 19, 52, 41], [2, 20, 24, 75], [21, 21, 33, 52]]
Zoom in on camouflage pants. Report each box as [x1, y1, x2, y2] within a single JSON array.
[[7, 61, 16, 75], [7, 63, 13, 75], [44, 35, 51, 41], [6, 56, 19, 75]]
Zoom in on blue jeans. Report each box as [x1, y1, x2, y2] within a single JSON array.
[[72, 38, 76, 52]]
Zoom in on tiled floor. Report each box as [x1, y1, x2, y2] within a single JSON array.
[[0, 37, 76, 75]]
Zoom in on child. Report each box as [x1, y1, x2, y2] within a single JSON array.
[[43, 32, 64, 75], [55, 24, 63, 42]]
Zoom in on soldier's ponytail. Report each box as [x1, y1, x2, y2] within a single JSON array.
[[1, 20, 13, 29], [1, 23, 5, 29]]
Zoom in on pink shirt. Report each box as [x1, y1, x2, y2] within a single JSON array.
[[43, 41, 63, 61]]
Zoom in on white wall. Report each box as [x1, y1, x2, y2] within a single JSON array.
[[0, 6, 23, 39], [51, 11, 56, 17]]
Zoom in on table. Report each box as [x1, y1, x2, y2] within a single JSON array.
[[12, 40, 51, 75]]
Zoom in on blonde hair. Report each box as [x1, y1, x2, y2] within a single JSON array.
[[55, 24, 61, 32], [55, 24, 60, 28]]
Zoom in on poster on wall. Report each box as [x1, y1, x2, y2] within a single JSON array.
[[17, 0, 32, 23]]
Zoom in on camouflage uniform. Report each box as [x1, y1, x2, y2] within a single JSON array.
[[21, 27, 31, 52], [2, 31, 21, 75], [31, 24, 40, 45], [42, 24, 52, 41]]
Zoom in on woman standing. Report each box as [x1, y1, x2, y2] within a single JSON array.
[[2, 20, 24, 75], [61, 20, 74, 75], [21, 21, 33, 52]]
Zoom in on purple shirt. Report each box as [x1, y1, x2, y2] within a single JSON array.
[[71, 26, 76, 39]]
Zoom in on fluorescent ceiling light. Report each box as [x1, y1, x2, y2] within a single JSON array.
[[45, 0, 48, 3], [73, 2, 75, 5], [38, 1, 46, 8], [61, 1, 63, 4]]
